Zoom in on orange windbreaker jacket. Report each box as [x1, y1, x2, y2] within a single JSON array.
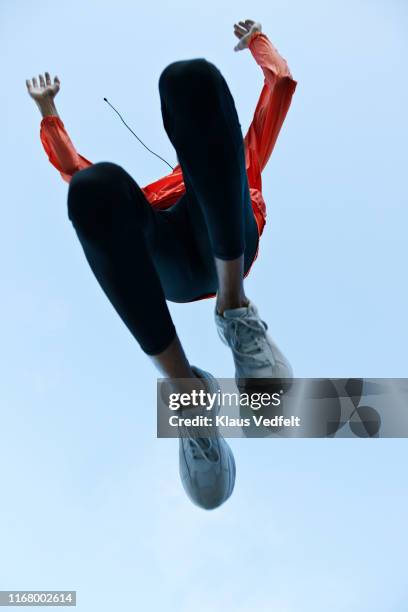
[[40, 32, 297, 242]]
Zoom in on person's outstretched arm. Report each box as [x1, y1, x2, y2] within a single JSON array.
[[26, 72, 92, 183], [233, 20, 297, 182]]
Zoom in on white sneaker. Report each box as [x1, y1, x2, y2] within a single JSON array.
[[215, 301, 293, 391], [178, 366, 236, 510]]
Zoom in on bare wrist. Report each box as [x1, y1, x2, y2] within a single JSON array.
[[37, 97, 59, 118]]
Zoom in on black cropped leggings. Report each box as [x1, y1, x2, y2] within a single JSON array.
[[67, 58, 259, 355]]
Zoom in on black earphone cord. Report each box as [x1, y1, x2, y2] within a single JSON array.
[[103, 97, 175, 172]]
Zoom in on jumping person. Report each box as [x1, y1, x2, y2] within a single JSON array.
[[26, 19, 297, 510]]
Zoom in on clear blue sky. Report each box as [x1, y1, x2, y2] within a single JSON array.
[[1, 0, 407, 610]]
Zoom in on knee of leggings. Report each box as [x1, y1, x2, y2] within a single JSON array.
[[159, 58, 219, 100], [67, 161, 127, 225]]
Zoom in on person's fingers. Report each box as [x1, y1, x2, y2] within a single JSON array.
[[32, 76, 38, 88], [39, 74, 45, 88], [45, 71, 51, 86], [238, 20, 250, 31], [234, 23, 246, 37], [234, 37, 246, 51], [53, 76, 60, 93], [245, 19, 255, 26]]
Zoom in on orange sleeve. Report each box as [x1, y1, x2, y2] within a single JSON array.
[[244, 32, 297, 189], [40, 115, 93, 183]]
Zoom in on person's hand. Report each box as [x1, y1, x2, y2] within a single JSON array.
[[26, 72, 60, 102], [233, 19, 262, 52], [25, 72, 60, 117]]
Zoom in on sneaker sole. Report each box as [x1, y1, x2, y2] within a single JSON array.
[[236, 376, 293, 395]]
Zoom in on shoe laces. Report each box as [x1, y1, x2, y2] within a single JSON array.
[[189, 437, 218, 462], [179, 423, 219, 463], [218, 314, 271, 368]]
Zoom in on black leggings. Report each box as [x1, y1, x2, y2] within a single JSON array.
[[67, 58, 259, 355]]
